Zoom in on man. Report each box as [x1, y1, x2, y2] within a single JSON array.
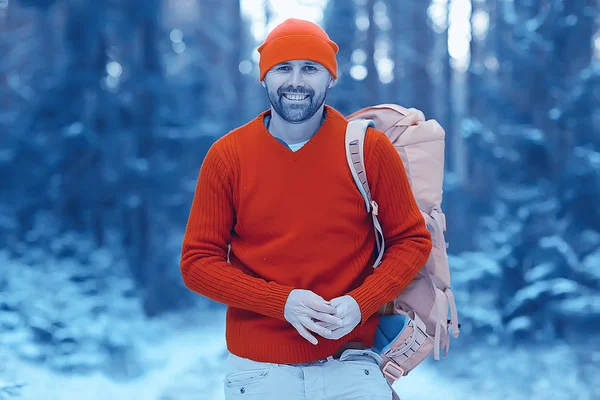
[[180, 18, 432, 399]]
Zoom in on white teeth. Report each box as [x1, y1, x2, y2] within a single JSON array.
[[284, 94, 309, 101]]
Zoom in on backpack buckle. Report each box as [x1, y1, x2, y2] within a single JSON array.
[[382, 361, 404, 381], [371, 200, 379, 216]]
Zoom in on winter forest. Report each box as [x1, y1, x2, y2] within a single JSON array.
[[1, 0, 599, 399]]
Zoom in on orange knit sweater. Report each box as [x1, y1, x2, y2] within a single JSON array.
[[180, 105, 432, 364]]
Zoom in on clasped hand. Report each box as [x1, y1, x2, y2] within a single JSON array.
[[284, 289, 362, 345]]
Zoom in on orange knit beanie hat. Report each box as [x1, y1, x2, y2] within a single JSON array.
[[257, 18, 339, 81]]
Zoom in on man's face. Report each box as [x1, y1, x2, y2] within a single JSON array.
[[263, 60, 334, 124]]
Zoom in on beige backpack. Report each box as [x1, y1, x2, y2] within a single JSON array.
[[346, 104, 460, 383]]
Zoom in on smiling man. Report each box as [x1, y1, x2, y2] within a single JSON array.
[[180, 18, 432, 399]]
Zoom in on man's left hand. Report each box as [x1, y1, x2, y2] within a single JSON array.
[[316, 295, 361, 340]]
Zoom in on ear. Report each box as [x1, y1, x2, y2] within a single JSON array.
[[261, 80, 266, 88], [328, 77, 337, 89]]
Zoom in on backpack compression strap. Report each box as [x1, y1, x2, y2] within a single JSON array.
[[345, 119, 385, 268]]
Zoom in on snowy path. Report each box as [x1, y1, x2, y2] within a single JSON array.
[[6, 311, 228, 400], [5, 309, 597, 400], [391, 364, 468, 400]]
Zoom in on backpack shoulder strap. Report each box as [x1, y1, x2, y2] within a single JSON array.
[[345, 119, 375, 212], [345, 119, 385, 268]]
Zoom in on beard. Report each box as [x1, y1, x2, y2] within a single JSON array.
[[266, 84, 327, 124]]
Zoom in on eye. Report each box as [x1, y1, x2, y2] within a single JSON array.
[[276, 65, 291, 72], [303, 65, 317, 72]]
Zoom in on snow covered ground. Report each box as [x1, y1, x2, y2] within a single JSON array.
[[2, 310, 228, 400], [3, 309, 599, 400]]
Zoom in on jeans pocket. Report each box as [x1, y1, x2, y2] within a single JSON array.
[[339, 349, 384, 367], [224, 368, 270, 388]]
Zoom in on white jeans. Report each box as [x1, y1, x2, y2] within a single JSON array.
[[223, 349, 393, 400]]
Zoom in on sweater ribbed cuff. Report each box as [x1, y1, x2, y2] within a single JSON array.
[[348, 285, 382, 325], [347, 248, 427, 325], [262, 284, 295, 321]]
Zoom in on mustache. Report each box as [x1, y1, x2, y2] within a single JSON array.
[[277, 87, 313, 96]]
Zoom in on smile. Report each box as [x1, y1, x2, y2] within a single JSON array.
[[283, 93, 310, 101]]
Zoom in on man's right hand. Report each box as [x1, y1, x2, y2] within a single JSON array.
[[284, 289, 343, 345]]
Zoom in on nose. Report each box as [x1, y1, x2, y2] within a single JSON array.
[[288, 68, 305, 88]]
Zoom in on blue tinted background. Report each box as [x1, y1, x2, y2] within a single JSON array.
[[1, 0, 599, 399]]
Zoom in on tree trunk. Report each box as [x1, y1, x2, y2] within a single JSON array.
[[411, 0, 434, 115], [229, 0, 245, 124], [365, 0, 378, 105], [129, 0, 164, 316]]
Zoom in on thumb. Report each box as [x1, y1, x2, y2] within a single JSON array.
[[328, 296, 344, 308], [305, 292, 336, 314]]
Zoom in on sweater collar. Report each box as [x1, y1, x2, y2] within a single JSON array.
[[257, 105, 342, 157]]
